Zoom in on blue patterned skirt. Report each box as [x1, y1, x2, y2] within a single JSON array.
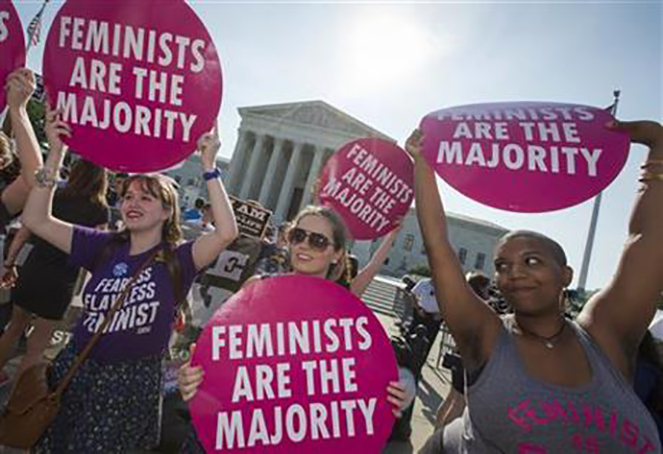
[[34, 343, 162, 453]]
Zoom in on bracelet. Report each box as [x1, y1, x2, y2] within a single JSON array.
[[34, 166, 59, 188], [639, 171, 663, 182], [4, 263, 14, 268], [203, 167, 222, 181], [640, 160, 663, 169]]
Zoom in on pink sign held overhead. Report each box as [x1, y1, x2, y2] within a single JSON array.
[[190, 275, 398, 454], [420, 102, 630, 212], [0, 0, 26, 112], [43, 0, 222, 172], [319, 138, 414, 240]]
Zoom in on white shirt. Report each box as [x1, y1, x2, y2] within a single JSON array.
[[412, 278, 439, 314]]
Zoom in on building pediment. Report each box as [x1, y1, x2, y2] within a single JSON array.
[[238, 100, 391, 141]]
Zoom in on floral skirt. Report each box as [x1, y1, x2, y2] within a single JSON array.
[[34, 343, 162, 453]]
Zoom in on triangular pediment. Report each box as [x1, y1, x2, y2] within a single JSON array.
[[238, 100, 391, 140]]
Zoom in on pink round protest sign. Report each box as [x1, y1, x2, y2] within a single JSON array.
[[42, 0, 222, 172], [421, 102, 630, 212], [319, 138, 414, 240], [190, 275, 398, 454], [0, 0, 26, 112]]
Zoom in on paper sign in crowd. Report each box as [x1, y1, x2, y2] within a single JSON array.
[[420, 102, 630, 212], [0, 0, 25, 113], [42, 0, 222, 172], [190, 276, 398, 453], [319, 138, 414, 240]]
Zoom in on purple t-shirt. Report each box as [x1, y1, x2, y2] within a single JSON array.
[[69, 227, 197, 363]]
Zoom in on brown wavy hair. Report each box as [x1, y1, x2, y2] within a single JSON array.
[[61, 159, 108, 206], [119, 174, 182, 245]]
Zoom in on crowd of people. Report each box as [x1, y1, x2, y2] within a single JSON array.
[[0, 66, 661, 453]]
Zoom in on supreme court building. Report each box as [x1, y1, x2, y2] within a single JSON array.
[[225, 100, 391, 222], [225, 100, 508, 277]]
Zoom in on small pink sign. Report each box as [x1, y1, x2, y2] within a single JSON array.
[[420, 102, 630, 212], [190, 275, 398, 453], [42, 0, 222, 172], [319, 138, 414, 240], [0, 0, 26, 112]]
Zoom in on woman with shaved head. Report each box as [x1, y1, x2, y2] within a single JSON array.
[[408, 120, 663, 453]]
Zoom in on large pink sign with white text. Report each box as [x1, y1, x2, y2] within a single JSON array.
[[0, 0, 26, 112], [43, 0, 222, 172], [190, 276, 398, 453], [420, 102, 630, 212], [319, 138, 414, 240]]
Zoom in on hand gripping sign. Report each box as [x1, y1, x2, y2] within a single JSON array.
[[43, 0, 222, 172], [420, 102, 630, 212], [190, 275, 398, 453], [319, 138, 414, 240], [0, 0, 26, 112]]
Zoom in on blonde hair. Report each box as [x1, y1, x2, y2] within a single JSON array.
[[290, 205, 350, 279]]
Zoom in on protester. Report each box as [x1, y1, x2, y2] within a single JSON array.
[[348, 221, 402, 296], [0, 69, 44, 226], [16, 106, 237, 452], [0, 159, 109, 388], [408, 121, 663, 452], [177, 205, 413, 451]]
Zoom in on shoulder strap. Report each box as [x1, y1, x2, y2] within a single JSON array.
[[52, 248, 160, 397]]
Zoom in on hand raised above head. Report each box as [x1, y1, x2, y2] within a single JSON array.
[[607, 120, 663, 148], [197, 123, 221, 170], [405, 129, 424, 160], [44, 104, 71, 155], [5, 68, 35, 111]]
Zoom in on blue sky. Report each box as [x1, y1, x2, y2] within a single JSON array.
[[13, 0, 663, 290]]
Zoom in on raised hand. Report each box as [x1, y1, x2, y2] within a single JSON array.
[[198, 123, 221, 171], [405, 129, 424, 160], [44, 105, 71, 155], [5, 69, 35, 111], [607, 120, 663, 148]]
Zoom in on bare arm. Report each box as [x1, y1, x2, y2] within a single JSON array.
[[407, 130, 501, 370], [21, 109, 73, 254], [191, 125, 239, 271], [350, 223, 401, 296], [4, 225, 31, 266], [578, 120, 663, 377], [3, 69, 44, 215]]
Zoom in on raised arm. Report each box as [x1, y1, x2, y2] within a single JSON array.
[[191, 125, 239, 271], [578, 120, 663, 377], [407, 130, 501, 370], [21, 108, 74, 254], [3, 69, 44, 215], [350, 222, 401, 296]]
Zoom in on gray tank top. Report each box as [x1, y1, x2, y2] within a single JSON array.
[[420, 320, 661, 453]]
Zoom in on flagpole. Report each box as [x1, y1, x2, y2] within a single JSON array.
[[577, 90, 621, 293]]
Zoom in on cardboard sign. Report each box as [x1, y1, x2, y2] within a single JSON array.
[[319, 138, 414, 240], [0, 0, 26, 112], [190, 275, 398, 453], [230, 196, 272, 240], [420, 102, 630, 212], [43, 0, 222, 172]]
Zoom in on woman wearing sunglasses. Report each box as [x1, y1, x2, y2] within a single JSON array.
[[178, 205, 413, 451]]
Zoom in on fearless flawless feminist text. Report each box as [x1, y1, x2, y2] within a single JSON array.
[[81, 267, 158, 334], [54, 16, 204, 141], [210, 318, 376, 450]]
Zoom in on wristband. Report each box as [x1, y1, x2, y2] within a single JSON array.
[[203, 167, 222, 181]]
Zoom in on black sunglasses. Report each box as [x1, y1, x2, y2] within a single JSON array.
[[287, 227, 333, 251]]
